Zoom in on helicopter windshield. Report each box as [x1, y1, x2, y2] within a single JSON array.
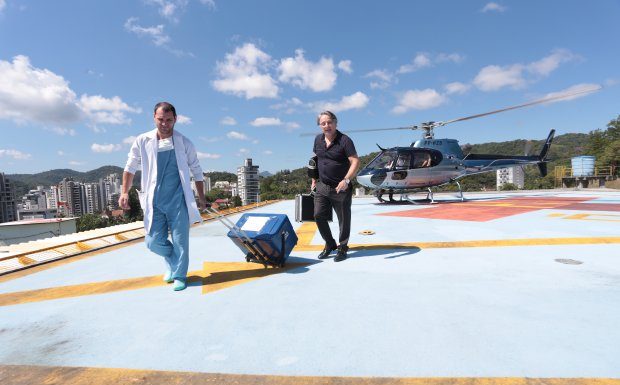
[[366, 150, 398, 170]]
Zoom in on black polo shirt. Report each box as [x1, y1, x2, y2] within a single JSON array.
[[313, 130, 357, 188]]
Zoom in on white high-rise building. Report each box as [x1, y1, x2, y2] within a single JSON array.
[[237, 158, 260, 206], [497, 166, 525, 190], [84, 183, 102, 214]]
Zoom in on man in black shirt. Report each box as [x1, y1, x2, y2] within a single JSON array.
[[311, 111, 360, 262]]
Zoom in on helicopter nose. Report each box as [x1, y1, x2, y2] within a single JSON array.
[[357, 169, 387, 188]]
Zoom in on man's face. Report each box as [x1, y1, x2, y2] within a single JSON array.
[[319, 114, 337, 137], [154, 108, 176, 139]]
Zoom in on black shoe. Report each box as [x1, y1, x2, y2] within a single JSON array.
[[334, 245, 348, 262], [318, 244, 337, 259]]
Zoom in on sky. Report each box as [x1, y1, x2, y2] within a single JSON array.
[[0, 0, 619, 175]]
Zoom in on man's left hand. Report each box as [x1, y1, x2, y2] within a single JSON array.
[[335, 180, 349, 193]]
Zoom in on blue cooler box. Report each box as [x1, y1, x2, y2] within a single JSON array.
[[226, 213, 298, 267]]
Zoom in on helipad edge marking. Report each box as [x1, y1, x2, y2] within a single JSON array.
[[1, 365, 619, 385], [0, 262, 312, 307]]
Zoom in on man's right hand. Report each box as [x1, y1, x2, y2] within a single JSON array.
[[119, 193, 130, 210]]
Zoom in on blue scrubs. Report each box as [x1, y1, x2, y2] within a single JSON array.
[[145, 148, 190, 280]]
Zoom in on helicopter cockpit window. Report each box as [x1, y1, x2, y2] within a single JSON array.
[[394, 154, 411, 170], [414, 152, 432, 168], [366, 151, 398, 170]]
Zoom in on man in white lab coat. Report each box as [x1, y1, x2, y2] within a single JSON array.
[[119, 102, 206, 291]]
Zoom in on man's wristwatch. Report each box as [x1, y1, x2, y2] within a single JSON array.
[[344, 178, 350, 185]]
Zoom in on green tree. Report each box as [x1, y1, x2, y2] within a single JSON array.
[[77, 213, 109, 232], [232, 195, 242, 207], [125, 187, 143, 222]]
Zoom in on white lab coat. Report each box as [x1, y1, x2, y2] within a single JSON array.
[[124, 129, 203, 234]]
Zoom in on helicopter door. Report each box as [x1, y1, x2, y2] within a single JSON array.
[[390, 152, 411, 184], [406, 150, 431, 188]]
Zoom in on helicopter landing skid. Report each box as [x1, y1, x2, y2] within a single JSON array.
[[402, 188, 436, 205]]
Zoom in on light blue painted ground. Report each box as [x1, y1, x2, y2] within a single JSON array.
[[0, 191, 619, 377]]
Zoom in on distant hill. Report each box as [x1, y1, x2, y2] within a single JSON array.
[[7, 166, 133, 197]]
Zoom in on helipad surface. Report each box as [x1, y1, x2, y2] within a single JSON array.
[[1, 190, 619, 384]]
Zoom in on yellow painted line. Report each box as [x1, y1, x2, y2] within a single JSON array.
[[1, 365, 619, 385], [564, 213, 620, 222], [294, 237, 620, 251], [296, 222, 318, 247], [0, 261, 313, 307], [547, 213, 620, 222]]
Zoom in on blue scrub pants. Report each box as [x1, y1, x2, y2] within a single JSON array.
[[145, 196, 190, 280]]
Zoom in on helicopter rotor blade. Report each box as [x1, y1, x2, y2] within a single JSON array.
[[440, 85, 602, 127], [299, 126, 414, 137], [342, 126, 415, 134]]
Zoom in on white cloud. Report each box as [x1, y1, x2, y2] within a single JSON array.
[[398, 53, 432, 74], [444, 82, 471, 95], [78, 95, 141, 125], [473, 64, 526, 91], [0, 55, 82, 125], [278, 49, 337, 92], [263, 150, 273, 155], [0, 55, 140, 130], [0, 0, 5, 13], [398, 52, 463, 74], [57, 150, 65, 156], [270, 97, 304, 113], [197, 152, 221, 159], [364, 69, 395, 89], [251, 117, 282, 127], [91, 143, 123, 153], [527, 49, 577, 77], [212, 43, 279, 99], [286, 122, 300, 132], [0, 149, 32, 160], [481, 2, 507, 12], [124, 17, 170, 46], [227, 131, 250, 140], [541, 83, 601, 103], [69, 161, 85, 166], [200, 136, 221, 143], [319, 91, 370, 112], [392, 89, 446, 114], [436, 53, 465, 63], [473, 50, 578, 92], [338, 60, 353, 74], [199, 0, 216, 10], [220, 116, 237, 125], [144, 0, 188, 22], [176, 114, 192, 124], [123, 136, 137, 145], [47, 127, 77, 136]]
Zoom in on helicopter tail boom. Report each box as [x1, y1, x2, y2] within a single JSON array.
[[535, 129, 555, 177]]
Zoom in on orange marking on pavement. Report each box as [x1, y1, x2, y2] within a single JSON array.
[[380, 197, 606, 221]]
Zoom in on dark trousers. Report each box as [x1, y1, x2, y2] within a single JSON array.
[[314, 181, 353, 247]]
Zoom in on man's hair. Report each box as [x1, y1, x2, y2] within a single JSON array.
[[316, 110, 338, 126], [154, 102, 177, 118]]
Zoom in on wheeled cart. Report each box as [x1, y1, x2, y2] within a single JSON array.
[[205, 208, 298, 268]]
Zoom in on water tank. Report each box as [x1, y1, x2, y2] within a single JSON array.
[[571, 156, 595, 177]]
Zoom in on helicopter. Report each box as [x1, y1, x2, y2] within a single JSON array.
[[349, 86, 601, 203]]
